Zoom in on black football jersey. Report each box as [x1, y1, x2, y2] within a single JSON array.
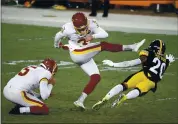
[[139, 49, 170, 83]]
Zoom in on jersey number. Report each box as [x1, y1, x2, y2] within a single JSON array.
[[18, 66, 37, 76], [149, 58, 166, 79]]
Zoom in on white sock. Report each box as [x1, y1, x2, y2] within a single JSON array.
[[126, 89, 140, 99], [105, 84, 124, 100], [123, 44, 134, 51], [19, 107, 30, 114], [78, 92, 88, 103]]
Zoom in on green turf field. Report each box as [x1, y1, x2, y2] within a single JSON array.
[[1, 23, 178, 123]]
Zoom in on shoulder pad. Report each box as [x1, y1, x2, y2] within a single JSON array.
[[61, 22, 75, 34], [89, 19, 99, 28]]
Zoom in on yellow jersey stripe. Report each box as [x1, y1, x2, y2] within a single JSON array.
[[39, 78, 48, 83]]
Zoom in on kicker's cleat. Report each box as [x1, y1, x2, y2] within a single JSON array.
[[92, 98, 108, 110], [73, 100, 85, 110], [132, 39, 146, 52]]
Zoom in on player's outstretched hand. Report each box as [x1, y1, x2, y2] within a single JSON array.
[[102, 60, 114, 67], [166, 54, 175, 63]]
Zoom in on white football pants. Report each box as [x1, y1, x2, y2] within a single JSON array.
[[3, 85, 44, 107], [69, 42, 101, 76]]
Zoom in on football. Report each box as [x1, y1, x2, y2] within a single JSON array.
[[77, 38, 90, 47]]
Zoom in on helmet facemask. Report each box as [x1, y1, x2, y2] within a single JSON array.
[[72, 12, 89, 36], [74, 23, 89, 36]]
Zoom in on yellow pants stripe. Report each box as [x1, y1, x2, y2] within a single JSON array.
[[21, 91, 43, 107], [72, 46, 101, 55]]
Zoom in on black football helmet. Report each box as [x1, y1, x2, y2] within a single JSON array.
[[148, 39, 166, 55]]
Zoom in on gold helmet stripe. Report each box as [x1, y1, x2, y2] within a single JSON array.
[[158, 40, 163, 55]]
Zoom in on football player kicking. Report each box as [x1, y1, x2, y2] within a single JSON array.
[[92, 39, 175, 110], [54, 12, 145, 110], [3, 58, 58, 115]]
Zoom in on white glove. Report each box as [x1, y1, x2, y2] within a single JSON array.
[[102, 60, 114, 67], [166, 54, 175, 63]]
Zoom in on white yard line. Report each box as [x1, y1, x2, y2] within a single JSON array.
[[18, 37, 52, 41], [3, 59, 176, 76]]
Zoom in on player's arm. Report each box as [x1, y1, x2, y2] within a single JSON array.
[[54, 26, 67, 48], [85, 20, 108, 42], [39, 78, 54, 100], [92, 20, 108, 39], [103, 58, 141, 67]]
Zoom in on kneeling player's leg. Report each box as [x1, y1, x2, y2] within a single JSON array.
[[21, 91, 49, 115], [4, 86, 48, 115], [16, 91, 49, 115], [76, 59, 101, 104], [29, 104, 49, 115]]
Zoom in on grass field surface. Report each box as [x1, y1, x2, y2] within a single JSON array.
[[1, 23, 178, 123]]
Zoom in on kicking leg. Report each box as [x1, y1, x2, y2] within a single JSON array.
[[100, 39, 145, 52]]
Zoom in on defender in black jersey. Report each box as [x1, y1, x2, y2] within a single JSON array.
[[92, 39, 175, 110]]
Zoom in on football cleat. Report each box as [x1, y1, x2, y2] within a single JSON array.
[[132, 39, 146, 52], [111, 98, 120, 108], [92, 98, 108, 110], [9, 104, 21, 115], [73, 100, 85, 110], [112, 94, 127, 108]]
